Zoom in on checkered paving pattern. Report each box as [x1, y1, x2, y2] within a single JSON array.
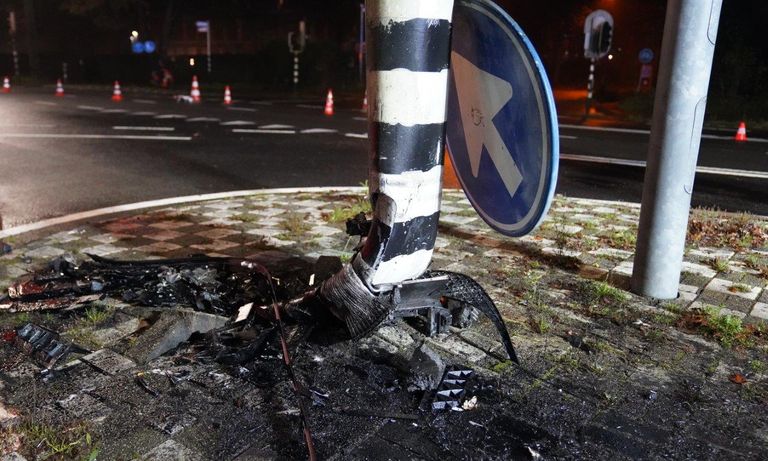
[[2, 190, 767, 323]]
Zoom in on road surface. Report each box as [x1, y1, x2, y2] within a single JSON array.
[[1, 88, 767, 228]]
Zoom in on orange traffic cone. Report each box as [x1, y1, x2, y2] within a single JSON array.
[[2, 77, 10, 93], [361, 89, 368, 112], [324, 89, 334, 116], [190, 75, 201, 103], [111, 80, 123, 102], [223, 85, 232, 105], [734, 121, 747, 142], [55, 79, 64, 97]]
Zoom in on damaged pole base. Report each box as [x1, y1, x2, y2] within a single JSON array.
[[387, 271, 520, 364], [389, 275, 467, 337]]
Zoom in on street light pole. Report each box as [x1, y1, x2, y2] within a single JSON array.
[[631, 0, 723, 299], [206, 23, 211, 74]]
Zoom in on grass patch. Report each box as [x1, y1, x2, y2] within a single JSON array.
[[677, 306, 756, 348], [84, 304, 111, 325], [728, 283, 751, 294], [231, 213, 259, 223], [707, 258, 730, 273], [749, 359, 765, 374], [490, 360, 514, 373], [687, 208, 768, 250], [325, 198, 371, 224], [17, 421, 99, 460], [278, 212, 311, 238], [599, 230, 636, 251]]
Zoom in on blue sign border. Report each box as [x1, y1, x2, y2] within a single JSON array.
[[446, 0, 559, 237]]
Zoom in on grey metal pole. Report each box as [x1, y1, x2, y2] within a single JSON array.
[[631, 0, 722, 299], [206, 26, 211, 74]]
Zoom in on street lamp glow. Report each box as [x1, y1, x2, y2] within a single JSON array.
[[131, 30, 139, 38], [608, 54, 614, 60]]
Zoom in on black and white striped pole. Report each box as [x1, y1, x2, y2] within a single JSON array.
[[317, 0, 454, 337]]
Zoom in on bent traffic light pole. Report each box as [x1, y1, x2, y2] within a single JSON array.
[[318, 0, 454, 337]]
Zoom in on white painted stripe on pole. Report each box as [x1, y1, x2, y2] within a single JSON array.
[[133, 99, 157, 104], [0, 186, 364, 239], [232, 128, 296, 134], [370, 69, 449, 126], [220, 120, 255, 126], [186, 117, 220, 122], [154, 114, 186, 119], [77, 105, 103, 111], [112, 126, 175, 131], [300, 128, 338, 134], [372, 166, 443, 224], [559, 153, 768, 179], [366, 1, 453, 23], [370, 249, 435, 286], [130, 111, 156, 116], [259, 124, 294, 129], [34, 101, 57, 106], [0, 133, 191, 141], [345, 132, 368, 139], [226, 106, 258, 112]]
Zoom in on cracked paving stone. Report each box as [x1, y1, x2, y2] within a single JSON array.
[[704, 278, 761, 301], [749, 302, 768, 320], [81, 349, 137, 375]]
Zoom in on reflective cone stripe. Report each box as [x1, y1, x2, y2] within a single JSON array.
[[111, 81, 123, 101], [223, 86, 232, 105], [324, 89, 334, 116], [190, 76, 201, 103], [735, 121, 747, 142], [2, 77, 10, 93], [55, 79, 64, 96]]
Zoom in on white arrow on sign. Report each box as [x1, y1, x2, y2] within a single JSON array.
[[451, 51, 522, 200]]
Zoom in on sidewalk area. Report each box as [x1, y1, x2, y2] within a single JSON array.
[[1, 188, 767, 460]]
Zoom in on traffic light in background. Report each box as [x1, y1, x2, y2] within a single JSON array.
[[598, 22, 613, 56]]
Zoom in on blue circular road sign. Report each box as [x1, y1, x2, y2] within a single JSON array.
[[638, 48, 654, 64], [131, 41, 145, 54], [446, 0, 559, 237], [144, 40, 156, 54]]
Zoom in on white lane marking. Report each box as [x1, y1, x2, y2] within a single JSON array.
[[259, 124, 294, 129], [113, 126, 175, 131], [345, 132, 368, 139], [369, 69, 449, 126], [77, 105, 103, 110], [220, 120, 255, 126], [701, 134, 768, 143], [560, 124, 648, 135], [34, 101, 57, 106], [560, 153, 768, 179], [352, 116, 367, 121], [560, 123, 768, 143], [560, 135, 578, 140], [154, 114, 186, 119], [0, 124, 55, 128], [0, 186, 362, 239], [133, 99, 157, 104], [0, 133, 191, 141], [130, 111, 157, 116], [233, 128, 295, 134], [300, 128, 338, 134], [186, 117, 220, 122], [226, 106, 257, 112], [100, 108, 127, 114]]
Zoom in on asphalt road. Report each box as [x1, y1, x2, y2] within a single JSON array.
[[1, 87, 767, 228]]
